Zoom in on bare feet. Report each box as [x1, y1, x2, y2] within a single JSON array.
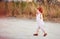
[[43, 33, 47, 37]]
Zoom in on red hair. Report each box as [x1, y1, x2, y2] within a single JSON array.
[[37, 7, 43, 13]]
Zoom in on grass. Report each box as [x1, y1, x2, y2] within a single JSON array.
[[0, 2, 60, 22]]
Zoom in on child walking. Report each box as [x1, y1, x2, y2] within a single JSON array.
[[33, 6, 47, 37]]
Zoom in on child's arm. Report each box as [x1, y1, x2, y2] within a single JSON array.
[[40, 13, 43, 20]]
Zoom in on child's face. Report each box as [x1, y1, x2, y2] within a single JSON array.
[[36, 9, 40, 14]]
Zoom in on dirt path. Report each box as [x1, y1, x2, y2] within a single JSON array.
[[0, 18, 60, 39]]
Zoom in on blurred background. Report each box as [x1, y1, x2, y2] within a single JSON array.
[[0, 0, 60, 22], [0, 0, 60, 39]]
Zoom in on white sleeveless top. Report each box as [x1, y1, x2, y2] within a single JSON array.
[[36, 10, 43, 21]]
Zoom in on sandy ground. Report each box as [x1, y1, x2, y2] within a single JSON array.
[[0, 17, 60, 39]]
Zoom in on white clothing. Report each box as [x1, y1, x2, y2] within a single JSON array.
[[36, 10, 44, 26], [36, 10, 45, 32]]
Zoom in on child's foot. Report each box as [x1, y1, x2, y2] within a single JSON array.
[[43, 33, 47, 37], [33, 34, 38, 36]]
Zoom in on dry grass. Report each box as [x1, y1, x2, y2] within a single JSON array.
[[0, 2, 60, 22]]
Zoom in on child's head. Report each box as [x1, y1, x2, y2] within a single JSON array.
[[37, 7, 43, 13]]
